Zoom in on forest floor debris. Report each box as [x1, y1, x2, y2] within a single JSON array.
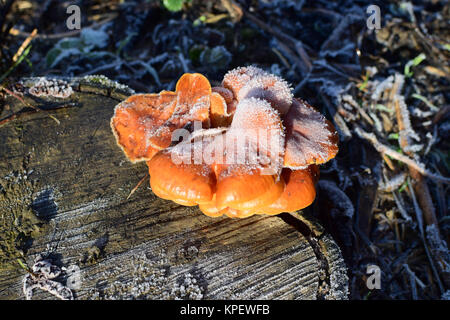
[[0, 0, 448, 299]]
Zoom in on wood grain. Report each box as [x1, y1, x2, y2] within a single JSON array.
[[0, 77, 348, 300]]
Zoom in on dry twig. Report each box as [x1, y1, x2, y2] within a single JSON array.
[[354, 126, 450, 185]]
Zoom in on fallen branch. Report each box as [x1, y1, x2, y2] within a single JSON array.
[[354, 126, 450, 185]]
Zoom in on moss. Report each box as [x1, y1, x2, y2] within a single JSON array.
[[0, 173, 46, 271], [81, 75, 134, 93]]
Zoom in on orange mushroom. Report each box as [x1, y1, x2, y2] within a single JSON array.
[[222, 66, 267, 97], [236, 73, 293, 115], [254, 166, 319, 215], [210, 92, 232, 127], [212, 97, 285, 212], [283, 98, 339, 168], [111, 73, 212, 162], [147, 149, 216, 205], [111, 66, 339, 219], [111, 92, 177, 162]]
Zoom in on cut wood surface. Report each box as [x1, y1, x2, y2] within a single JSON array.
[[0, 77, 348, 300]]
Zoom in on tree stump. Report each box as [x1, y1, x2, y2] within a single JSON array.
[[0, 77, 348, 300]]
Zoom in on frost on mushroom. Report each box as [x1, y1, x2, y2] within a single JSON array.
[[111, 66, 339, 218], [111, 73, 211, 162], [237, 73, 293, 115], [222, 66, 267, 97], [284, 99, 339, 168]]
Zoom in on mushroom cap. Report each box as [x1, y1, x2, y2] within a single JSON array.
[[215, 166, 282, 211], [111, 73, 212, 163], [213, 96, 286, 211], [255, 166, 319, 215], [226, 97, 285, 177], [212, 86, 234, 104], [283, 98, 339, 168], [111, 68, 339, 219], [175, 73, 212, 124], [198, 195, 227, 217], [210, 92, 232, 127], [237, 73, 293, 116], [147, 150, 216, 204], [225, 175, 285, 211], [111, 92, 177, 162], [222, 66, 267, 98], [151, 182, 198, 206]]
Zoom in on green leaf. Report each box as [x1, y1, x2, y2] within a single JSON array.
[[199, 46, 232, 71], [188, 45, 205, 63], [0, 45, 32, 83], [45, 48, 62, 67], [404, 53, 426, 77], [388, 133, 399, 140], [163, 0, 184, 12], [58, 38, 83, 50], [411, 93, 438, 111], [375, 104, 394, 113], [398, 181, 408, 193]]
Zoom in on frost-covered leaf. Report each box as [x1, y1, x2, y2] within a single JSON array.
[[199, 46, 232, 71], [46, 48, 81, 68], [80, 28, 109, 49], [58, 38, 83, 50]]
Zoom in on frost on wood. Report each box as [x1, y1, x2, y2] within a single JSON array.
[[82, 75, 135, 94], [86, 250, 204, 300], [28, 78, 73, 98], [379, 172, 407, 192], [426, 225, 450, 274], [23, 254, 74, 300]]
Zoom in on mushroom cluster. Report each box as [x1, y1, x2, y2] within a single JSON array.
[[111, 66, 338, 218]]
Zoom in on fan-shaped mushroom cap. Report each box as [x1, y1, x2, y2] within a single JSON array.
[[111, 73, 212, 163], [227, 175, 284, 211], [150, 182, 198, 206], [237, 73, 293, 115], [283, 99, 339, 168], [111, 92, 177, 162], [175, 73, 211, 122], [213, 97, 285, 210], [147, 150, 216, 204], [222, 66, 267, 98], [228, 97, 285, 173], [256, 166, 319, 215]]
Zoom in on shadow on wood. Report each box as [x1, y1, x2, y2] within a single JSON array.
[[0, 77, 348, 300]]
